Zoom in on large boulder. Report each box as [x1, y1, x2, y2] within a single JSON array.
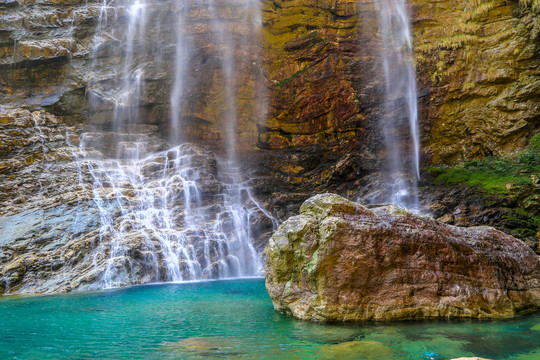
[[265, 193, 540, 321]]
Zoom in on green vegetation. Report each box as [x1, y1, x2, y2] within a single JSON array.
[[428, 133, 540, 194], [428, 134, 540, 241]]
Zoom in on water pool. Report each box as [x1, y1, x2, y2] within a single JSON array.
[[1, 279, 539, 359]]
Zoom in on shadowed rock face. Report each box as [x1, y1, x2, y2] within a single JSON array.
[[265, 194, 540, 322]]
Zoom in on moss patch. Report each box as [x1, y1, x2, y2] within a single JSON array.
[[427, 136, 540, 195]]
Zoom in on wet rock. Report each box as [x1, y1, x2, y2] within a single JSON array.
[[319, 340, 395, 360], [159, 336, 245, 358], [0, 0, 19, 8], [0, 109, 273, 295], [265, 193, 540, 322], [421, 179, 540, 253], [15, 38, 76, 62]]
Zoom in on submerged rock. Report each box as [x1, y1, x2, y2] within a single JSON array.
[[265, 194, 540, 322], [319, 340, 394, 360], [159, 337, 245, 358]]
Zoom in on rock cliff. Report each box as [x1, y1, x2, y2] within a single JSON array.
[[1, 0, 538, 159], [1, 0, 538, 195], [413, 0, 540, 165], [0, 0, 539, 294]]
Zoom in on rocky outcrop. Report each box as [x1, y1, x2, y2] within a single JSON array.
[[265, 194, 540, 321]]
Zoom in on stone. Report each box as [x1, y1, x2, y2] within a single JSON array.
[[438, 213, 453, 223], [413, 0, 540, 164], [319, 340, 395, 360], [420, 182, 540, 254], [0, 0, 19, 8], [159, 336, 245, 358], [265, 194, 540, 322], [15, 38, 76, 62]]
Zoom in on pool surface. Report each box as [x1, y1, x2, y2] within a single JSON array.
[[1, 279, 539, 359]]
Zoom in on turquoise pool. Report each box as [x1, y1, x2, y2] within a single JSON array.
[[1, 279, 539, 359]]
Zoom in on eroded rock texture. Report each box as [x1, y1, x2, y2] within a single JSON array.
[[265, 194, 540, 321], [413, 0, 540, 164], [0, 110, 274, 294], [0, 0, 539, 295], [1, 0, 538, 207]]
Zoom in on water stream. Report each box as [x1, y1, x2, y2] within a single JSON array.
[[375, 0, 420, 209], [72, 0, 275, 289]]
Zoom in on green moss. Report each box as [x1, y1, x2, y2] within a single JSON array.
[[529, 133, 540, 152], [511, 228, 537, 238], [428, 135, 540, 195], [278, 65, 310, 88]]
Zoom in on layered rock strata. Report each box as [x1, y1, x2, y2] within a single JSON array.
[[1, 0, 539, 295], [265, 194, 540, 321], [413, 0, 540, 164], [0, 110, 273, 294]]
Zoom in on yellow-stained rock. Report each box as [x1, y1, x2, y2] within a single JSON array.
[[413, 0, 540, 164]]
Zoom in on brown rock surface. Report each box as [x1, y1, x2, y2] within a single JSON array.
[[413, 0, 540, 164], [1, 0, 539, 295], [420, 179, 540, 253], [265, 193, 540, 321]]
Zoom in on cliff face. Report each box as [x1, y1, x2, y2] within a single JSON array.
[[260, 0, 540, 166], [413, 0, 540, 164], [0, 0, 265, 149], [260, 0, 373, 152], [0, 0, 96, 118], [0, 0, 539, 293], [2, 0, 537, 165]]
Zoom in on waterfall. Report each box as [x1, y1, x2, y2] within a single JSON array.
[[71, 0, 275, 289], [375, 0, 420, 209]]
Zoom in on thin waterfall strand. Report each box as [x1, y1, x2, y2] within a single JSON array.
[[375, 0, 420, 209]]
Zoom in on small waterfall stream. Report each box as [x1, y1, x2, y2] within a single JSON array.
[[71, 0, 275, 288], [375, 0, 420, 209]]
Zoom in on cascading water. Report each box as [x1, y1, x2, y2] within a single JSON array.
[[375, 0, 420, 209], [69, 0, 275, 289]]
